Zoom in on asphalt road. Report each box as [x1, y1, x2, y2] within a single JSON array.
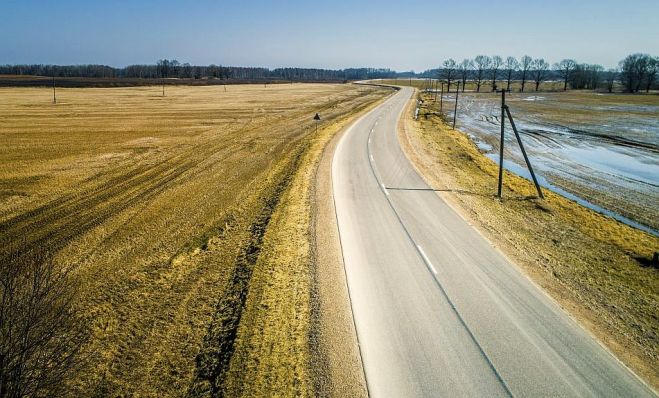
[[331, 86, 655, 397]]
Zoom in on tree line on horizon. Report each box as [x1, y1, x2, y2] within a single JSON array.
[[1, 53, 656, 93], [424, 53, 658, 94], [0, 60, 402, 82]]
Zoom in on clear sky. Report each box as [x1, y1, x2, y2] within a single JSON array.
[[2, 0, 658, 71]]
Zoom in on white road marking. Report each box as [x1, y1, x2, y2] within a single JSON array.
[[370, 154, 374, 162], [417, 245, 438, 274], [368, 137, 372, 144], [381, 183, 389, 196]]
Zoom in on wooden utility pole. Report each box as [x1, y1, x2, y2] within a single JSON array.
[[497, 90, 505, 197], [452, 82, 460, 129], [52, 75, 56, 104], [440, 82, 444, 112]]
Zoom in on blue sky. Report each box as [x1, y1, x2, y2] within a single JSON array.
[[2, 0, 658, 71]]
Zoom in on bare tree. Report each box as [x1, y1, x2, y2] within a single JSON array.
[[458, 59, 473, 92], [473, 55, 491, 93], [0, 250, 88, 397], [504, 56, 519, 91], [531, 58, 550, 91], [620, 53, 652, 92], [490, 56, 503, 91], [554, 59, 577, 90], [441, 59, 457, 93], [520, 55, 533, 92]]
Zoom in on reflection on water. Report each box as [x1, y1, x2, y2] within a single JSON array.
[[454, 93, 659, 235], [485, 154, 658, 237]]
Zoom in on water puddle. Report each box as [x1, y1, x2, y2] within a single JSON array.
[[485, 154, 659, 237]]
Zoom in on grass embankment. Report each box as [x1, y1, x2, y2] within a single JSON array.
[[189, 88, 390, 397], [0, 84, 389, 396], [212, 90, 388, 397], [401, 91, 659, 388]]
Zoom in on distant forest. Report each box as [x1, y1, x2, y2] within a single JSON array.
[[1, 53, 656, 92], [0, 60, 410, 82]]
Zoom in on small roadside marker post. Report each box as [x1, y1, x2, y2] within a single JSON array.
[[52, 75, 56, 104], [313, 113, 321, 134]]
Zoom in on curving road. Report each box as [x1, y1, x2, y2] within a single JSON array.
[[331, 86, 655, 397]]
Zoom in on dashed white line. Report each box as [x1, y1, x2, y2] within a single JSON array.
[[370, 154, 374, 162], [417, 245, 438, 274]]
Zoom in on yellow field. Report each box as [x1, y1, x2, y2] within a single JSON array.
[[0, 84, 388, 396]]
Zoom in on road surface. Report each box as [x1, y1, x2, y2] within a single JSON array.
[[331, 86, 655, 397]]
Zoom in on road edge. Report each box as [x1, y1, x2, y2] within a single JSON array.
[[310, 88, 396, 397]]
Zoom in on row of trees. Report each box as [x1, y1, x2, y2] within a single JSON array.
[[0, 61, 402, 82], [2, 54, 656, 92], [430, 53, 657, 93]]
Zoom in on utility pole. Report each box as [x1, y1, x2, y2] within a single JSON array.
[[497, 90, 505, 198], [452, 82, 460, 129], [440, 82, 444, 112], [52, 75, 56, 104]]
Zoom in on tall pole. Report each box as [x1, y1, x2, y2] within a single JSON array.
[[440, 82, 444, 112], [52, 75, 56, 104], [497, 90, 505, 198], [452, 82, 460, 129]]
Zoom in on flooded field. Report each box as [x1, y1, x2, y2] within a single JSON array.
[[445, 91, 659, 234]]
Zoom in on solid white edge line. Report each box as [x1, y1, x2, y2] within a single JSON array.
[[417, 245, 437, 274], [381, 183, 389, 196], [370, 154, 374, 162]]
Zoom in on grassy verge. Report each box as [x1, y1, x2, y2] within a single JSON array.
[[189, 87, 392, 397], [400, 90, 659, 389]]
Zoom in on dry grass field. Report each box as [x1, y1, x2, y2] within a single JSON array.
[[0, 83, 388, 396]]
